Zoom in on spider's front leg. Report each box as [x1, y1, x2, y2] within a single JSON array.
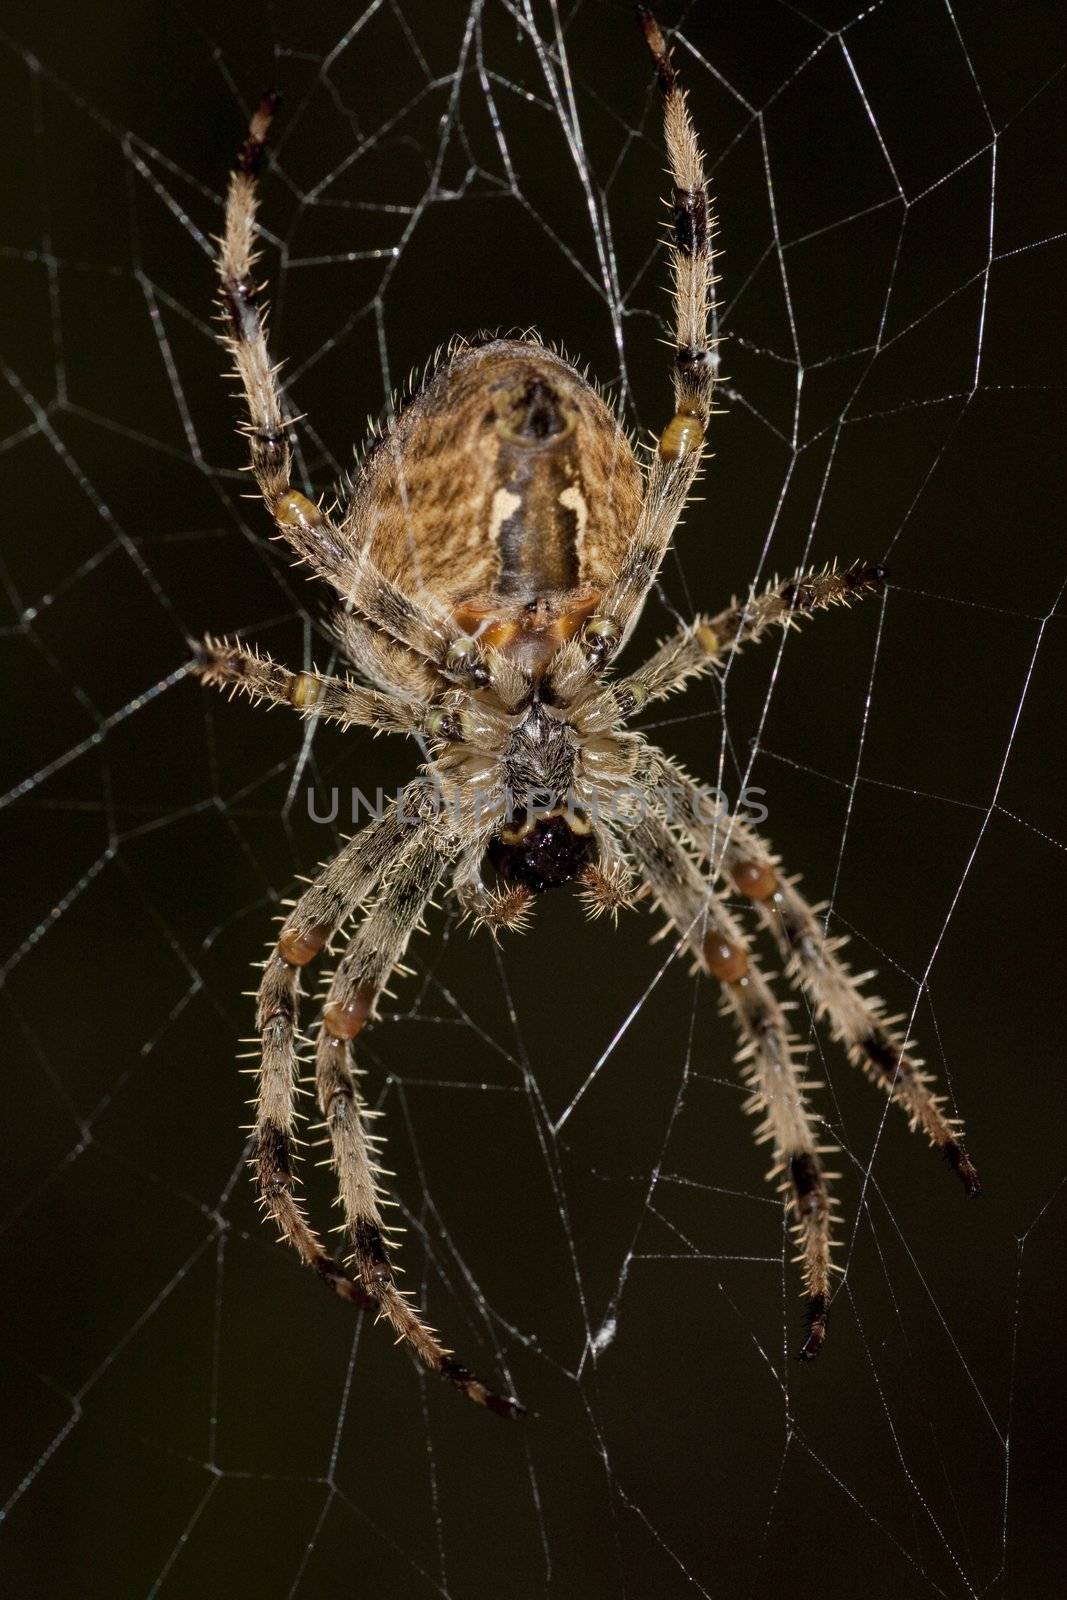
[[653, 754, 980, 1194], [252, 796, 419, 1307], [252, 783, 522, 1416], [630, 810, 837, 1359], [311, 814, 523, 1417]]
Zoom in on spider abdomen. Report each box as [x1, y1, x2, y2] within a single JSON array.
[[346, 339, 643, 676]]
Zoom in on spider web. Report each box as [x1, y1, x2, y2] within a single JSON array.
[[2, 1, 1065, 1595]]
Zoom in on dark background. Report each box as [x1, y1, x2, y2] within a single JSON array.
[[1, 2, 1064, 1596]]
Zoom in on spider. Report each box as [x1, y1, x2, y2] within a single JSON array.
[[194, 9, 978, 1418]]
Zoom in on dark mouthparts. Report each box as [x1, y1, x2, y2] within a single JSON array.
[[486, 808, 597, 893]]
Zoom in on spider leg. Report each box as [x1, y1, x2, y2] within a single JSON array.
[[615, 561, 888, 712], [252, 784, 521, 1416], [333, 609, 442, 701], [192, 635, 423, 733], [653, 753, 980, 1192], [252, 796, 422, 1305], [549, 9, 717, 701], [216, 97, 487, 689], [630, 810, 837, 1359], [453, 863, 535, 938], [193, 637, 514, 760], [576, 825, 639, 921], [313, 825, 523, 1416]]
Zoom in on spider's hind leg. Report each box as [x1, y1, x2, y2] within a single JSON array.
[[548, 6, 719, 701], [214, 96, 486, 687]]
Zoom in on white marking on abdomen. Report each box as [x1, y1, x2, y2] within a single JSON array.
[[489, 487, 522, 546], [559, 484, 588, 546]]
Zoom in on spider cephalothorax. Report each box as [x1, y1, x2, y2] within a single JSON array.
[[195, 8, 978, 1420]]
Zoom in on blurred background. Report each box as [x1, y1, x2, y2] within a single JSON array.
[[1, 2, 1064, 1595]]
